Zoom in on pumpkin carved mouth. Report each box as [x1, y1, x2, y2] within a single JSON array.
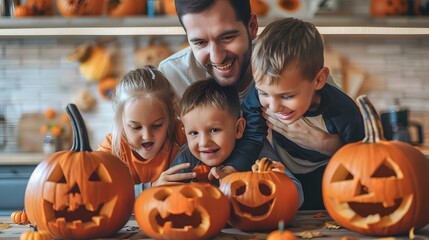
[[150, 206, 208, 233], [44, 196, 118, 230], [330, 195, 413, 228], [233, 199, 275, 219]]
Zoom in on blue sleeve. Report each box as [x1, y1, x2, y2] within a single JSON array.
[[222, 85, 268, 171]]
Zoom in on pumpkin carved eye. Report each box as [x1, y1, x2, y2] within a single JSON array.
[[154, 188, 171, 201], [231, 180, 247, 196], [258, 180, 273, 196], [180, 186, 202, 198], [371, 159, 399, 178], [88, 164, 112, 183]]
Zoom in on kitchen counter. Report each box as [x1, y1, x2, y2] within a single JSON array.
[[0, 211, 428, 239]]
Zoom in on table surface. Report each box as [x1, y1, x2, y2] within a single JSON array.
[[0, 211, 428, 239]]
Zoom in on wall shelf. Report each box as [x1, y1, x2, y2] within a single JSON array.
[[0, 16, 429, 36]]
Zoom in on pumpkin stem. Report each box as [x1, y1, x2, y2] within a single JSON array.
[[356, 95, 385, 143], [252, 158, 274, 172], [65, 103, 92, 152], [65, 105, 79, 151], [278, 220, 285, 233]]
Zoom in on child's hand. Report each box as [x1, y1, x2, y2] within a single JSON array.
[[152, 163, 196, 187], [208, 165, 237, 181], [252, 158, 285, 173], [262, 107, 342, 155]]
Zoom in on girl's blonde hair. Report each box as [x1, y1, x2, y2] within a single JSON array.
[[111, 67, 179, 158]]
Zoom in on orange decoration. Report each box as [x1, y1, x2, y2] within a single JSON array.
[[162, 0, 176, 16], [193, 164, 211, 183], [219, 158, 299, 231], [13, 5, 33, 17], [57, 0, 104, 16], [371, 0, 407, 16], [25, 103, 134, 239], [44, 108, 56, 120], [109, 0, 146, 17], [98, 77, 118, 100], [322, 95, 429, 236], [134, 183, 230, 240], [277, 0, 301, 12], [250, 0, 269, 16], [20, 229, 50, 240], [10, 210, 30, 225]]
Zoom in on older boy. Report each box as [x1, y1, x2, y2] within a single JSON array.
[[170, 78, 304, 206], [245, 18, 365, 210]]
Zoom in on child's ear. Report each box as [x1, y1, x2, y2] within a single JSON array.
[[314, 67, 329, 90], [181, 126, 185, 133], [235, 117, 246, 139]]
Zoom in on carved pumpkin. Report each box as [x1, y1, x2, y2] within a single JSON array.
[[57, 0, 104, 16], [322, 95, 429, 236], [219, 158, 299, 231], [250, 0, 269, 16], [10, 210, 30, 225], [162, 0, 176, 16], [134, 183, 230, 240], [371, 0, 407, 16], [109, 0, 146, 17], [24, 103, 134, 239]]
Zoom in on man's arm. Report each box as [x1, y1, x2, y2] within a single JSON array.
[[222, 85, 268, 171]]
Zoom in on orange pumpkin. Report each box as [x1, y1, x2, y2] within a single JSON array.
[[134, 44, 172, 68], [162, 0, 176, 16], [219, 158, 299, 231], [267, 221, 297, 240], [57, 0, 104, 16], [192, 164, 211, 183], [27, 0, 53, 15], [24, 103, 134, 239], [250, 0, 269, 16], [277, 0, 301, 12], [20, 229, 50, 240], [13, 5, 33, 17], [10, 210, 30, 225], [322, 95, 429, 236], [109, 0, 146, 17], [98, 77, 118, 100], [134, 183, 230, 240], [371, 0, 407, 16]]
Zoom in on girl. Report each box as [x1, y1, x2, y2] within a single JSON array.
[[98, 67, 188, 195]]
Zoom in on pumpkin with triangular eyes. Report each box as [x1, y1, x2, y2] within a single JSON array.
[[322, 95, 429, 236], [24, 104, 134, 239], [134, 183, 230, 240], [219, 158, 299, 231]]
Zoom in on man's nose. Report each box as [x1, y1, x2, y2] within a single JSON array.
[[209, 43, 226, 65]]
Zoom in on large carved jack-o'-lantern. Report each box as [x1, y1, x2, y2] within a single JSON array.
[[134, 183, 230, 240], [24, 103, 134, 239], [219, 158, 299, 231], [322, 95, 429, 236]]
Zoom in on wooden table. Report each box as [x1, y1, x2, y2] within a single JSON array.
[[1, 211, 428, 239]]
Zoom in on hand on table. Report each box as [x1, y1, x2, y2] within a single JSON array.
[[152, 163, 196, 187], [263, 107, 342, 156]]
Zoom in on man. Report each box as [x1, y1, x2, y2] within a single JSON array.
[[158, 0, 340, 209]]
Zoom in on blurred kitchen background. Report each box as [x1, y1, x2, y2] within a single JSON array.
[[1, 0, 429, 154]]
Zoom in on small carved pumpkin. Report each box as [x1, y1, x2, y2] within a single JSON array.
[[134, 183, 230, 240], [24, 103, 134, 239], [57, 0, 104, 16], [371, 0, 407, 16], [192, 164, 211, 183], [322, 95, 429, 236], [10, 210, 30, 225], [219, 158, 299, 231]]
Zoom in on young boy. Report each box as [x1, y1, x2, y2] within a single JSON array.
[[244, 18, 365, 210], [172, 78, 304, 206]]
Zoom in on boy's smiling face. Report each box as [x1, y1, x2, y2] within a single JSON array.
[[181, 105, 245, 167], [255, 65, 328, 125]]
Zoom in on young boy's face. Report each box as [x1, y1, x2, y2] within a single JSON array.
[[181, 105, 245, 167], [255, 65, 327, 125]]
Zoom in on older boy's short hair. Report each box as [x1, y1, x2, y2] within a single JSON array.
[[252, 17, 324, 84], [180, 78, 241, 120]]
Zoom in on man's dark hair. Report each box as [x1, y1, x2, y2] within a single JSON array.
[[175, 0, 251, 30]]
